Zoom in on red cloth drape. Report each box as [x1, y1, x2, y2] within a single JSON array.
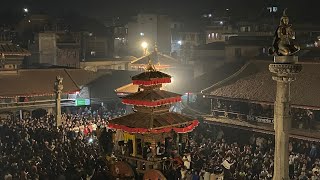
[[132, 77, 171, 86], [108, 120, 199, 134]]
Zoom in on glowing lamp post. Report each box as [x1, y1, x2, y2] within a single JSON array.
[[141, 41, 148, 55]]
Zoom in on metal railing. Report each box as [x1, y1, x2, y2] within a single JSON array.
[[212, 109, 274, 124], [0, 99, 75, 110]]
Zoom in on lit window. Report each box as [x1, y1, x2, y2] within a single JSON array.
[[211, 33, 215, 39], [267, 7, 272, 12], [272, 7, 278, 12]]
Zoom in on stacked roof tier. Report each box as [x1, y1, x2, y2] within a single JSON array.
[[131, 63, 171, 86], [108, 61, 198, 134], [108, 112, 199, 134], [122, 89, 181, 107]]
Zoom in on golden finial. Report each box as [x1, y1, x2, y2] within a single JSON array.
[[145, 59, 156, 71], [154, 42, 158, 52], [283, 8, 288, 17]]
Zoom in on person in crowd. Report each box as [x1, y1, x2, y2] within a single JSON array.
[[156, 143, 166, 158]]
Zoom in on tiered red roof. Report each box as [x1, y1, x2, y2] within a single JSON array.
[[108, 61, 198, 134], [108, 112, 199, 133], [131, 71, 171, 86], [122, 89, 181, 107]]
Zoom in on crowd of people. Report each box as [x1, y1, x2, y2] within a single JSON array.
[[0, 106, 126, 180], [1, 104, 320, 180], [168, 124, 320, 180]]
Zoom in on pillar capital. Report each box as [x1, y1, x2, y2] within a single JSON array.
[[269, 62, 302, 77], [269, 56, 302, 83], [272, 76, 296, 82]]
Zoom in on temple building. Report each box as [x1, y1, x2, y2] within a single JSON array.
[[107, 61, 198, 178], [0, 42, 31, 70], [0, 68, 104, 120], [200, 59, 320, 140]]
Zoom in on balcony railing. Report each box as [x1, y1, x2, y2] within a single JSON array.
[[0, 99, 76, 110], [212, 109, 274, 124]]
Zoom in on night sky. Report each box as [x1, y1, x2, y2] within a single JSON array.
[[0, 0, 319, 21]]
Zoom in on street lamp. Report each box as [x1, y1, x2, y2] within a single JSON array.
[[23, 8, 29, 13], [141, 41, 148, 55], [178, 40, 182, 45]]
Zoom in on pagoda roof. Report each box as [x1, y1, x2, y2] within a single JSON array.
[[122, 89, 181, 107], [130, 51, 180, 68], [115, 83, 139, 95], [132, 71, 171, 80], [132, 69, 171, 86], [0, 44, 31, 56], [115, 82, 171, 95], [0, 69, 104, 98], [201, 60, 320, 109], [108, 112, 199, 134]]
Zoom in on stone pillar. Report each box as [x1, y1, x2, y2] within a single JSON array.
[[19, 110, 23, 120], [54, 76, 64, 127], [269, 56, 302, 180], [47, 107, 54, 115]]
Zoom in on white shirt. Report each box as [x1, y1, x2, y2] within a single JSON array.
[[181, 169, 187, 179], [73, 127, 79, 133], [204, 172, 210, 180], [183, 156, 191, 169], [92, 124, 97, 131], [222, 160, 233, 170]]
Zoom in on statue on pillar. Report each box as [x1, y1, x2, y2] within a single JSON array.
[[54, 76, 64, 93], [55, 76, 63, 87], [269, 9, 300, 56]]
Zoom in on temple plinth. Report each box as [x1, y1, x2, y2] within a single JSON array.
[[269, 56, 302, 179]]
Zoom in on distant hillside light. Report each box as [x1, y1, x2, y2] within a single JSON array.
[[23, 8, 28, 13]]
